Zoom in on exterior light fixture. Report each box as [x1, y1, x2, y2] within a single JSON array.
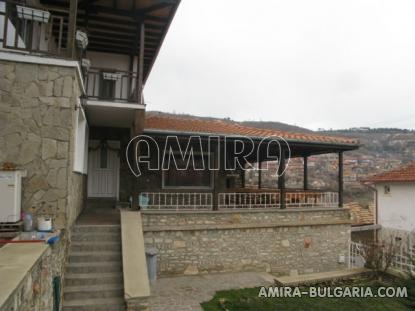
[[76, 30, 88, 49]]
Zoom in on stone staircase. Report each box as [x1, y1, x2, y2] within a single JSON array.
[[62, 224, 125, 311]]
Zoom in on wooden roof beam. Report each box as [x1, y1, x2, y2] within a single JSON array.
[[78, 0, 100, 9], [76, 16, 165, 31], [138, 1, 176, 15]]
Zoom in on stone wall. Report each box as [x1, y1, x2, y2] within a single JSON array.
[[142, 209, 351, 276], [0, 233, 68, 311], [0, 60, 86, 229], [0, 247, 53, 311]]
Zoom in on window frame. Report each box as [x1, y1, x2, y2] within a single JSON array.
[[161, 151, 214, 190], [73, 105, 89, 174]]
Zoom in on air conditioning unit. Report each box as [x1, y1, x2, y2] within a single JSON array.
[[0, 171, 22, 223]]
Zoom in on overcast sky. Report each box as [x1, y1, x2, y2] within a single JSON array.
[[145, 0, 415, 130]]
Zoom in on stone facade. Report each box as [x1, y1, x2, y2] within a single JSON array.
[[142, 209, 351, 276], [0, 60, 86, 229], [0, 233, 68, 311]]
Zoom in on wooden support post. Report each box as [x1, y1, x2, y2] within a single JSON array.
[[241, 165, 245, 188], [278, 152, 286, 209], [131, 109, 145, 209], [338, 151, 344, 207], [212, 141, 220, 211], [258, 161, 262, 189], [136, 22, 145, 104], [67, 0, 78, 58], [303, 156, 308, 190]]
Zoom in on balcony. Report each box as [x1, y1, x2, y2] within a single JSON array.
[[85, 68, 139, 103], [0, 1, 67, 57]]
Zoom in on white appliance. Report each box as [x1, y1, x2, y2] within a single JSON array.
[[0, 171, 22, 223]]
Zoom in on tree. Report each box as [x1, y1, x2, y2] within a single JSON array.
[[361, 234, 402, 280]]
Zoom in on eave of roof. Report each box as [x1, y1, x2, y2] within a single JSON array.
[[143, 115, 360, 149], [363, 162, 415, 183]]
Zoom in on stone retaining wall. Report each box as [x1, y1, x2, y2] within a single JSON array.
[[0, 60, 86, 229], [0, 232, 68, 311], [142, 209, 351, 276]]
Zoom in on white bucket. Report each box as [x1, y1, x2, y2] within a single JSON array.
[[37, 216, 52, 232]]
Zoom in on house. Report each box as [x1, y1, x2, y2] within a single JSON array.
[[364, 162, 415, 241], [0, 0, 180, 310], [0, 1, 361, 310]]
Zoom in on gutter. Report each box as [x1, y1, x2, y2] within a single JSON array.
[[351, 224, 381, 232], [361, 182, 379, 241]]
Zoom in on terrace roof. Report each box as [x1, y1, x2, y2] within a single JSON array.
[[143, 114, 360, 158]]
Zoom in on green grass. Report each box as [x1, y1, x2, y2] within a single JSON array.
[[201, 283, 412, 311]]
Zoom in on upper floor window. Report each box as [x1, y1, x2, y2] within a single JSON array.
[[384, 185, 391, 195]]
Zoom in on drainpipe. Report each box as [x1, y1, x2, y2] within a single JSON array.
[[362, 182, 378, 242]]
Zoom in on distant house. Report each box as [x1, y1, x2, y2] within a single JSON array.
[[364, 162, 415, 240]]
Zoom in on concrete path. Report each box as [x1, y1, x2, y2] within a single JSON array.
[[149, 272, 274, 311]]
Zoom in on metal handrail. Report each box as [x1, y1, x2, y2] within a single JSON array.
[[1, 1, 67, 56], [85, 68, 139, 103]]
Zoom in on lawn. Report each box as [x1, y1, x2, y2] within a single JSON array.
[[201, 281, 414, 311]]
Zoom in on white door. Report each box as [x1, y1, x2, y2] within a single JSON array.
[[87, 140, 120, 198]]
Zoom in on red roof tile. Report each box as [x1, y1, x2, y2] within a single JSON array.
[[364, 162, 415, 183], [144, 115, 359, 146], [346, 202, 374, 226]]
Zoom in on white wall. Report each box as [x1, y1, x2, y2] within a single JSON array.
[[86, 51, 133, 71], [74, 105, 89, 174], [376, 182, 415, 232]]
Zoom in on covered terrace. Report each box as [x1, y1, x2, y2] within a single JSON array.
[[134, 114, 360, 211]]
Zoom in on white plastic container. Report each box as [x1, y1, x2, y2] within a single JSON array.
[[37, 215, 52, 232], [0, 171, 22, 223]]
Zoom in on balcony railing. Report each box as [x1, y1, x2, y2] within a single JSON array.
[[139, 190, 339, 211], [0, 1, 67, 56], [85, 68, 139, 103]]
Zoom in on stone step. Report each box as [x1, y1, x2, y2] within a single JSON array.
[[72, 225, 121, 234], [70, 242, 121, 252], [62, 297, 125, 311], [64, 284, 124, 300], [66, 261, 122, 274], [69, 251, 122, 263], [71, 233, 121, 242], [64, 272, 123, 286]]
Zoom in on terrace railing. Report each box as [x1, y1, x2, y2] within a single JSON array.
[[218, 192, 279, 209], [0, 1, 67, 56], [85, 68, 139, 103], [285, 191, 339, 208], [139, 191, 339, 211], [218, 191, 339, 209], [139, 192, 213, 210]]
